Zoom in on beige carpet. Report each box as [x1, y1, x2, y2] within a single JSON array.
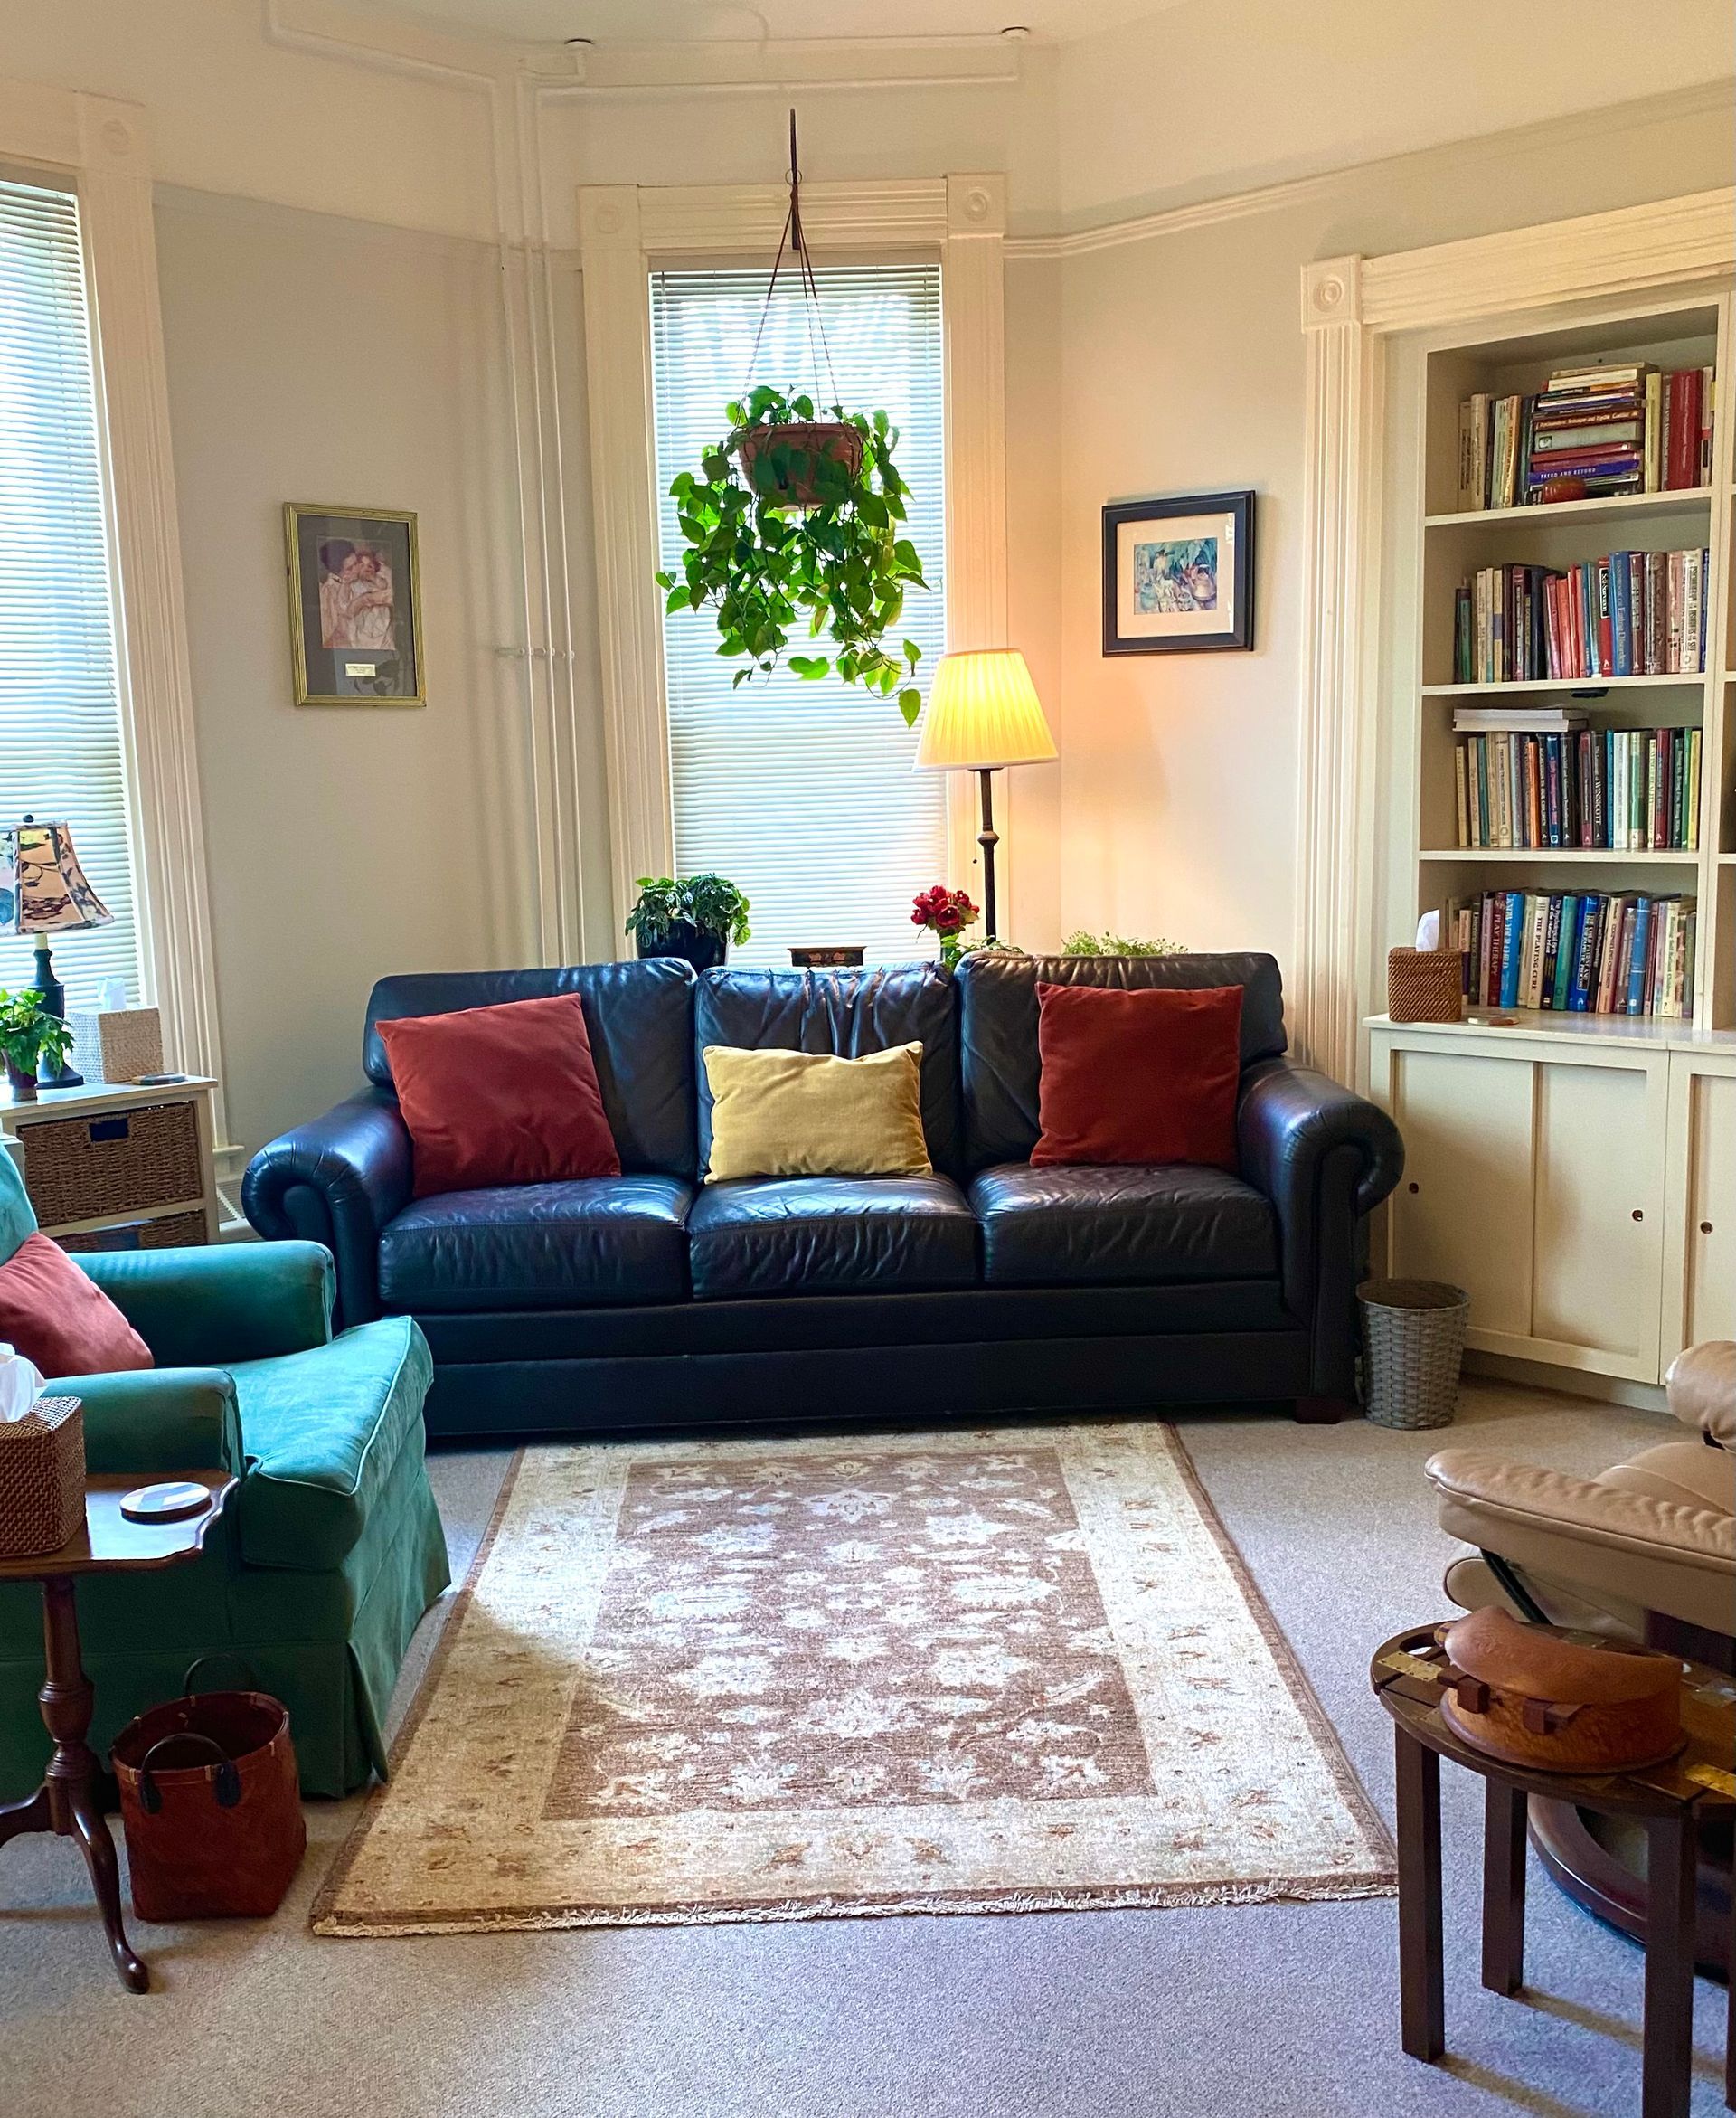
[[315, 1422, 1392, 1935]]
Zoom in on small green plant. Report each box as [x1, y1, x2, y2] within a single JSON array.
[[624, 875, 752, 950], [656, 383, 929, 723], [0, 988, 73, 1082], [1061, 929, 1187, 958]]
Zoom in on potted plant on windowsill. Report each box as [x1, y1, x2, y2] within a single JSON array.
[[0, 989, 75, 1103], [625, 875, 752, 973]]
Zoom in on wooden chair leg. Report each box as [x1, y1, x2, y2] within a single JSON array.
[[1395, 1726, 1445, 2062], [1642, 1813, 1696, 2118], [1481, 1779, 1527, 1995]]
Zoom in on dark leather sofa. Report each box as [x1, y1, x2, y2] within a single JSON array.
[[242, 952, 1402, 1439]]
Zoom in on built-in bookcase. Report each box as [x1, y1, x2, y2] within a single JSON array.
[[1409, 296, 1734, 1039]]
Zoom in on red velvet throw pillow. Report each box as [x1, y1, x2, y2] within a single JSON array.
[[1031, 982, 1244, 1168], [377, 993, 622, 1197], [0, 1233, 154, 1378]]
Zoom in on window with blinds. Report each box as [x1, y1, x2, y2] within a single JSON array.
[[651, 262, 947, 969], [0, 176, 140, 1007]]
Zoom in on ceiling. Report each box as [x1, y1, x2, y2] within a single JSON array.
[[351, 0, 1161, 44]]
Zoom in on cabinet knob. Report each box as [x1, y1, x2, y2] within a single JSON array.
[[1631, 1208, 1644, 1223], [1408, 1181, 1420, 1195], [1701, 1221, 1714, 1235]]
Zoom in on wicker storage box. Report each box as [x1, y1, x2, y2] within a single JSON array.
[[1388, 947, 1465, 1024], [20, 1101, 202, 1227], [56, 1208, 209, 1254], [65, 1007, 163, 1086], [1360, 1279, 1469, 1429], [0, 1395, 85, 1560]]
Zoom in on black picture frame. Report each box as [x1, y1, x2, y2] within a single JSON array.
[[1101, 489, 1255, 656], [283, 502, 425, 706]]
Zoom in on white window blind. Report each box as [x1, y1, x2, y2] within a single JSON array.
[[651, 262, 947, 969], [0, 176, 140, 1007]]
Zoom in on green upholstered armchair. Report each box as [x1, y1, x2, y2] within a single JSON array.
[[0, 1152, 448, 1799]]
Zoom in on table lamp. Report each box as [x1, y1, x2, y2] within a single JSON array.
[[914, 648, 1057, 942], [0, 816, 114, 1087]]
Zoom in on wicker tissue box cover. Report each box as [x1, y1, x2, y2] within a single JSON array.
[[1388, 947, 1464, 1024], [67, 1006, 164, 1084], [0, 1396, 85, 1559]]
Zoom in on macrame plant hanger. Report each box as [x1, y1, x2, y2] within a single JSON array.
[[741, 109, 839, 413]]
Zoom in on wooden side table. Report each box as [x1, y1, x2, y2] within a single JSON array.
[[0, 1472, 235, 1991], [1372, 1622, 1736, 2118], [0, 1076, 222, 1253]]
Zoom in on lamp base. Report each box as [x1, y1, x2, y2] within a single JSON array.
[[29, 936, 83, 1090]]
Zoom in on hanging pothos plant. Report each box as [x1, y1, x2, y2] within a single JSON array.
[[653, 114, 930, 725]]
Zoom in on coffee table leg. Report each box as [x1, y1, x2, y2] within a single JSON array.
[[1395, 1725, 1445, 2062], [1642, 1812, 1695, 2118], [1481, 1778, 1527, 1995], [38, 1576, 148, 1994]]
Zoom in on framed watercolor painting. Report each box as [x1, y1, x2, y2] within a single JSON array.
[[1101, 490, 1254, 656], [283, 503, 425, 706]]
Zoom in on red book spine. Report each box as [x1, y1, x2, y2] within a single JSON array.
[[1665, 368, 1701, 488]]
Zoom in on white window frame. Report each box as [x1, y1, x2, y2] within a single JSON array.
[[578, 175, 1009, 935], [0, 79, 222, 1109]]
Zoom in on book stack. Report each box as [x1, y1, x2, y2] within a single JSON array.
[[1453, 714, 1702, 850], [1446, 890, 1695, 1016], [1455, 362, 1713, 509], [1451, 548, 1709, 682]]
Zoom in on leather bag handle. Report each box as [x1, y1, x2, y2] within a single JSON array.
[[181, 1652, 260, 1698], [137, 1734, 241, 1814]]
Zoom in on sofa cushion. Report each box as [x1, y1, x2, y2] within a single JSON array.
[[363, 960, 697, 1180], [688, 1176, 979, 1300], [703, 1042, 931, 1181], [231, 1313, 431, 1571], [379, 993, 620, 1196], [1, 1232, 154, 1377], [969, 1162, 1279, 1287], [1033, 981, 1242, 1169], [957, 950, 1288, 1172], [377, 1177, 695, 1313], [694, 964, 960, 1177]]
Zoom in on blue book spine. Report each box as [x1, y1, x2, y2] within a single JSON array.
[[1568, 894, 1599, 1010], [1499, 892, 1524, 1009], [1626, 896, 1652, 1016], [1550, 895, 1580, 1012], [1610, 553, 1632, 676]]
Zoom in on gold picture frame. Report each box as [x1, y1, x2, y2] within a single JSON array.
[[283, 502, 425, 707]]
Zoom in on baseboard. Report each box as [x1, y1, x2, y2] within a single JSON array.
[[1464, 1347, 1667, 1415]]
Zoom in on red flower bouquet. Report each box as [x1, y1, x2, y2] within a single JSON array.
[[910, 884, 979, 969]]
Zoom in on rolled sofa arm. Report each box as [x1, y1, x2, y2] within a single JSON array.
[[45, 1366, 246, 1479], [1237, 1059, 1403, 1396], [242, 1089, 412, 1328]]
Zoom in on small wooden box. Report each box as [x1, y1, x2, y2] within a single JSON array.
[[1388, 947, 1464, 1024], [0, 1396, 85, 1560]]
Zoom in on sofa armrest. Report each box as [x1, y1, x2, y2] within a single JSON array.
[[1237, 1057, 1404, 1398], [51, 1366, 246, 1479], [77, 1242, 334, 1366], [242, 1090, 413, 1327]]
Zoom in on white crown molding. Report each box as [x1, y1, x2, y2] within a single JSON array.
[[1292, 190, 1735, 1083], [0, 80, 227, 1128], [639, 178, 950, 254]]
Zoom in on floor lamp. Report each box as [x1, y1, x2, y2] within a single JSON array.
[[914, 649, 1057, 942]]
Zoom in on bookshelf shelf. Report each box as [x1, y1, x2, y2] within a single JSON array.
[[1424, 487, 1712, 532], [1367, 1010, 1736, 1054], [1420, 848, 1700, 865], [1421, 675, 1703, 696]]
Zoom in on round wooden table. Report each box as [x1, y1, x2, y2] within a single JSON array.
[[1371, 1622, 1735, 2118], [0, 1471, 235, 1992]]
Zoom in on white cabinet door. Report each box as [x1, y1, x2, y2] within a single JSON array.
[[1665, 1058, 1736, 1356], [1384, 1045, 1534, 1341], [1531, 1057, 1668, 1379]]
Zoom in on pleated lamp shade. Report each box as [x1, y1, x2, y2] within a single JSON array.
[[914, 649, 1057, 771]]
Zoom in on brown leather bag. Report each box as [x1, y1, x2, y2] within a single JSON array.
[[1437, 1606, 1683, 1773], [111, 1661, 306, 1921]]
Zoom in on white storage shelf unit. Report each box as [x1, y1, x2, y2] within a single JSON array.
[[1368, 280, 1735, 1394]]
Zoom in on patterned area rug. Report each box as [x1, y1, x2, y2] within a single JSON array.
[[315, 1424, 1394, 1934]]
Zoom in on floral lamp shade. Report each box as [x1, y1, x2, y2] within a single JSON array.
[[0, 819, 113, 936]]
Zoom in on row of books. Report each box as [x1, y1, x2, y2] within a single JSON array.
[[1456, 361, 1712, 510], [1452, 723, 1702, 851], [1445, 890, 1696, 1017], [1450, 550, 1710, 684]]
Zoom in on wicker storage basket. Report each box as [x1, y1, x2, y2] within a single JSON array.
[[1388, 947, 1465, 1024], [56, 1208, 209, 1255], [20, 1101, 202, 1227], [1360, 1279, 1469, 1430], [0, 1395, 85, 1559], [65, 1007, 163, 1086]]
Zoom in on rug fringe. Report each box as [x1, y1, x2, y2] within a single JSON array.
[[313, 1868, 1395, 1940]]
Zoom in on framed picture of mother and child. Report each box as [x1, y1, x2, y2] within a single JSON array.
[[284, 503, 425, 706]]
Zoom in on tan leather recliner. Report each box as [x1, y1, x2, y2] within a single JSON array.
[[1424, 1342, 1735, 1643]]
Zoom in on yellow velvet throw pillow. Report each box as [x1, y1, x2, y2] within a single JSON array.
[[703, 1043, 931, 1182]]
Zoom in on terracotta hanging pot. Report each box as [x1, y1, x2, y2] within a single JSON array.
[[732, 420, 863, 510]]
